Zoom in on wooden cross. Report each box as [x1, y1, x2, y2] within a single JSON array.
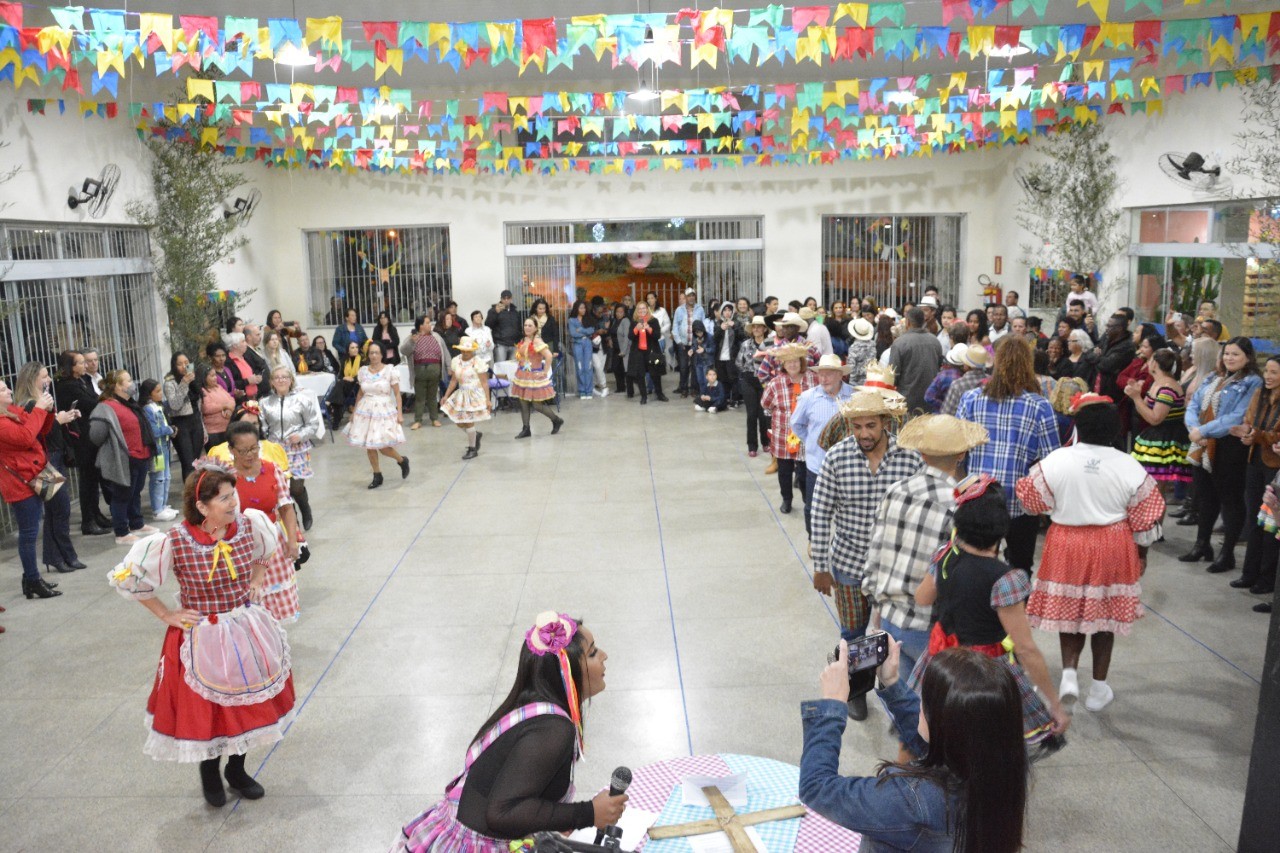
[[646, 785, 807, 852]]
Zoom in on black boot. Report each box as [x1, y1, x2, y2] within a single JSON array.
[[45, 559, 75, 574], [1177, 541, 1214, 563], [398, 456, 411, 479], [551, 416, 564, 435], [779, 500, 792, 514], [847, 694, 868, 721], [515, 426, 532, 439], [1206, 552, 1236, 573], [22, 577, 62, 599], [200, 758, 226, 807], [1230, 576, 1257, 588], [81, 521, 111, 536], [224, 753, 265, 800], [295, 491, 313, 532], [1175, 513, 1200, 527], [462, 447, 478, 460], [367, 472, 384, 490]]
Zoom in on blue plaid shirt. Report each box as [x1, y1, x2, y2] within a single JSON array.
[[955, 388, 1060, 518], [790, 382, 854, 473]]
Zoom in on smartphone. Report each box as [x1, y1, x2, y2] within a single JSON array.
[[830, 632, 890, 698], [22, 399, 36, 413]]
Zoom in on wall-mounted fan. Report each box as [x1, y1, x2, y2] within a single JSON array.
[[1015, 168, 1051, 198], [1159, 151, 1232, 197], [222, 188, 261, 226], [67, 164, 121, 218]]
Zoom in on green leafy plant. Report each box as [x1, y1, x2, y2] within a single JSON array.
[[126, 137, 255, 357], [1016, 122, 1130, 308]]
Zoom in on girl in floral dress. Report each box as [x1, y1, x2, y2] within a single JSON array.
[[109, 463, 295, 807], [345, 341, 409, 489], [441, 338, 492, 460]]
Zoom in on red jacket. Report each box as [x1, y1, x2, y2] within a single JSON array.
[[0, 405, 52, 503]]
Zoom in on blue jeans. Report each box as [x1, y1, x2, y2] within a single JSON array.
[[879, 619, 931, 684], [693, 354, 713, 395], [109, 457, 150, 537], [11, 494, 43, 581], [147, 442, 172, 515], [573, 337, 594, 396]]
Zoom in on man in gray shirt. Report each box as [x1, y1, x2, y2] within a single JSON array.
[[889, 307, 944, 417]]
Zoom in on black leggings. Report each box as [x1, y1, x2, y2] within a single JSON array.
[[171, 413, 204, 483], [519, 399, 559, 427], [777, 459, 807, 504], [1004, 513, 1041, 575], [1196, 436, 1249, 551], [739, 375, 769, 453], [1241, 460, 1280, 584]]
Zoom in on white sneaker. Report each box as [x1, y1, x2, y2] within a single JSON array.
[[155, 508, 179, 521], [135, 525, 159, 535], [116, 534, 139, 545], [1058, 668, 1079, 701], [580, 394, 591, 401], [694, 405, 706, 412], [597, 388, 610, 397], [708, 408, 719, 415], [1084, 680, 1114, 712]]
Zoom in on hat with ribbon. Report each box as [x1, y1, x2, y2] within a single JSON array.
[[747, 315, 769, 329], [1067, 391, 1113, 414], [919, 295, 940, 309], [815, 353, 852, 374], [849, 318, 874, 341], [858, 363, 908, 415], [960, 345, 989, 371], [454, 337, 481, 352], [896, 414, 990, 456]]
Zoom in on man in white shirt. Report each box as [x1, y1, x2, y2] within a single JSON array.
[[799, 306, 832, 356], [83, 348, 103, 395], [988, 305, 1011, 342], [1004, 290, 1027, 320]]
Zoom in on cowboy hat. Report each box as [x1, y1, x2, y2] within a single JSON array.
[[849, 318, 874, 341], [799, 306, 826, 321], [945, 342, 968, 366], [776, 311, 808, 332], [454, 337, 481, 352], [838, 390, 892, 419], [896, 414, 990, 456], [815, 354, 852, 374], [919, 295, 940, 309], [960, 345, 989, 370], [747, 315, 769, 329], [763, 311, 786, 331]]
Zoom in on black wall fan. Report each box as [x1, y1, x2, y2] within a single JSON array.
[[67, 164, 121, 218]]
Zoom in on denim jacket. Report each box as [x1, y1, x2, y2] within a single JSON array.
[[568, 317, 595, 345], [142, 401, 174, 449], [799, 683, 955, 852], [1186, 373, 1263, 439]]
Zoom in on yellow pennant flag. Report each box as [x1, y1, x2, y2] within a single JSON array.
[[139, 13, 174, 54], [691, 41, 720, 69], [1077, 0, 1109, 22], [186, 78, 215, 101], [96, 48, 125, 76], [375, 49, 404, 80], [835, 3, 869, 27], [305, 16, 343, 49]]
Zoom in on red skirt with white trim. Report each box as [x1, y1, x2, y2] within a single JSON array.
[[143, 625, 296, 763], [1027, 521, 1144, 635]]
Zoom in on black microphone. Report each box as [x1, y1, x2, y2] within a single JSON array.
[[593, 766, 633, 845]]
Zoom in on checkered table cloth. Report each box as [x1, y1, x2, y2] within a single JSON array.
[[628, 753, 860, 852]]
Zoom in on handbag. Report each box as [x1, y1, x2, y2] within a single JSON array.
[[1, 459, 66, 501], [1188, 401, 1217, 471]]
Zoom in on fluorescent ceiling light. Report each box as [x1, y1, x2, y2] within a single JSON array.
[[988, 45, 1032, 58], [274, 44, 315, 66], [631, 88, 660, 102]]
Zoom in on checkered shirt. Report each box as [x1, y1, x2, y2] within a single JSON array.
[[810, 436, 923, 585], [761, 371, 819, 460], [941, 370, 986, 416], [955, 389, 1060, 518], [755, 337, 821, 384], [861, 466, 956, 631]]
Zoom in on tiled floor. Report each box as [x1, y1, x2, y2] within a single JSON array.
[[0, 397, 1264, 852]]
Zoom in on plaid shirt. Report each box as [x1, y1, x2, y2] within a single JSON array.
[[955, 389, 1060, 518], [810, 436, 923, 585], [790, 382, 854, 473], [861, 465, 956, 631]]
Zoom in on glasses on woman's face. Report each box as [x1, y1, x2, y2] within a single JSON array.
[[231, 443, 260, 457]]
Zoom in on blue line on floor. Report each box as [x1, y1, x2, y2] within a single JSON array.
[[740, 453, 840, 630], [1142, 602, 1262, 686], [238, 465, 471, 802], [642, 422, 695, 757]]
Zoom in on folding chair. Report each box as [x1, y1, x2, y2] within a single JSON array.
[[490, 360, 516, 414], [295, 373, 337, 442]]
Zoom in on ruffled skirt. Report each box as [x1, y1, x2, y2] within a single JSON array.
[[1027, 522, 1144, 635], [1132, 421, 1191, 483], [392, 795, 528, 853], [260, 525, 300, 624], [441, 386, 492, 424], [345, 394, 405, 448], [285, 440, 314, 479]]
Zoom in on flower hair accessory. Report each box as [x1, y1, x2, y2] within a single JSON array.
[[954, 473, 1000, 507], [524, 611, 584, 753]]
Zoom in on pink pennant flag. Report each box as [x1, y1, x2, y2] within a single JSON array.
[[942, 0, 973, 26], [0, 1, 21, 28], [179, 15, 219, 46], [363, 21, 399, 46], [792, 7, 831, 31]]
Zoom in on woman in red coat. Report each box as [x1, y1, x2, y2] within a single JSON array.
[[0, 371, 61, 600]]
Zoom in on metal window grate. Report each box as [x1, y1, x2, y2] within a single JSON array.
[[303, 226, 453, 327], [697, 218, 764, 308], [821, 215, 963, 311]]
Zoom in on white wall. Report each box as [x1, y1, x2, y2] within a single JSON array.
[[3, 82, 1259, 356]]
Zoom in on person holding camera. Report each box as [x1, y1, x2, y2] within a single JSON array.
[[800, 638, 1030, 853]]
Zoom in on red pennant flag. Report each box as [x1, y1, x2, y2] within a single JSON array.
[[241, 81, 262, 102], [179, 15, 219, 46], [942, 0, 973, 26], [995, 26, 1021, 49], [792, 7, 831, 31], [1133, 20, 1161, 46], [947, 32, 964, 59], [62, 68, 82, 94], [363, 22, 399, 46], [522, 18, 557, 61], [0, 1, 21, 28]]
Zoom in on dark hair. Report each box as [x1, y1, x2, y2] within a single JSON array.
[[1032, 348, 1049, 376], [905, 307, 925, 328], [205, 341, 227, 359], [948, 322, 970, 347], [884, 649, 1027, 853], [56, 350, 82, 380], [194, 365, 218, 396], [788, 299, 803, 311], [1151, 348, 1181, 379], [1201, 318, 1223, 340], [1116, 306, 1135, 324], [1224, 336, 1262, 376], [377, 310, 392, 328], [167, 351, 190, 379], [1026, 317, 1042, 330], [571, 299, 588, 320], [1007, 290, 1019, 299], [1070, 273, 1088, 286], [471, 309, 483, 322], [500, 289, 513, 299], [182, 467, 237, 525], [1074, 402, 1122, 446], [345, 307, 359, 321], [692, 322, 707, 338], [531, 297, 550, 317], [474, 618, 589, 746], [313, 335, 327, 349], [1067, 298, 1085, 309], [139, 378, 161, 403], [965, 309, 989, 342], [266, 309, 282, 328], [953, 485, 1009, 549], [875, 315, 895, 349], [224, 316, 242, 334], [227, 420, 260, 447]]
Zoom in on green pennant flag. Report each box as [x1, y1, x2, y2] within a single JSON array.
[[1010, 0, 1050, 17], [868, 3, 906, 27]]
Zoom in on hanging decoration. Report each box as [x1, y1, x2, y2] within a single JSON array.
[[1, 1, 1275, 176]]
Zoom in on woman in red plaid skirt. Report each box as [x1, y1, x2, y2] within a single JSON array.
[[109, 462, 296, 807], [761, 343, 819, 514]]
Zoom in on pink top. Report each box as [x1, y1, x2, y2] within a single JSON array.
[[201, 385, 235, 434]]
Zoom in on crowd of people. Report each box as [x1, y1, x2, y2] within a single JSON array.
[[1, 280, 1274, 853]]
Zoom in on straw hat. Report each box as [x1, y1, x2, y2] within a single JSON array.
[[815, 354, 852, 374], [896, 414, 990, 456], [454, 337, 480, 352], [960, 345, 989, 370], [1067, 391, 1114, 415], [849, 318, 874, 341], [747, 315, 769, 329], [839, 390, 892, 419], [770, 341, 812, 366], [799, 306, 825, 321], [858, 363, 908, 415], [945, 342, 968, 366], [776, 311, 809, 332]]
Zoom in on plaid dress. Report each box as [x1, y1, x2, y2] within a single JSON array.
[[234, 461, 300, 623], [760, 371, 818, 460]]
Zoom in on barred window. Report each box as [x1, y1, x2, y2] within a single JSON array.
[[304, 226, 453, 327], [822, 214, 963, 311]]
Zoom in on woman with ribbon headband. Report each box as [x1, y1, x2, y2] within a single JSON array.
[[109, 459, 295, 807], [393, 612, 621, 852], [911, 474, 1070, 757]]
